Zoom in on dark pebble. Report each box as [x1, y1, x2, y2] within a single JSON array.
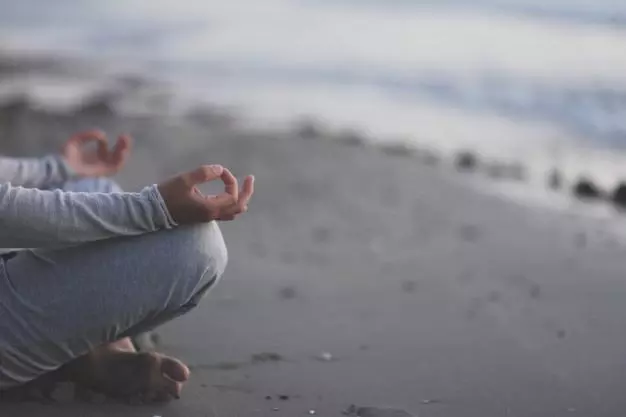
[[610, 182, 626, 209], [343, 405, 414, 417], [455, 151, 478, 171], [572, 178, 603, 200], [295, 118, 323, 139], [252, 352, 284, 363], [278, 286, 297, 300]]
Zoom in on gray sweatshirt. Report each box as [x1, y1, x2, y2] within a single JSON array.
[[0, 155, 176, 254]]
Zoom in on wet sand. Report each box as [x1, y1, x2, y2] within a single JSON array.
[[3, 96, 626, 416]]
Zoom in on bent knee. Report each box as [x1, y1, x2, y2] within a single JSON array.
[[165, 222, 228, 310], [174, 221, 228, 284], [124, 221, 228, 312], [196, 221, 228, 280]]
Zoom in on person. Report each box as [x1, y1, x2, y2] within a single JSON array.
[[0, 130, 255, 402]]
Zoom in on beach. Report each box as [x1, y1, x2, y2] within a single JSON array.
[[3, 83, 626, 416]]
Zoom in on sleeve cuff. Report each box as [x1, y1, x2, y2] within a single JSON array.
[[49, 154, 77, 182], [148, 184, 178, 228]]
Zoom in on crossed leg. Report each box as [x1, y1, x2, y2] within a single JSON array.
[[0, 178, 228, 402]]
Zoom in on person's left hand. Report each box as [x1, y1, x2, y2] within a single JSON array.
[[62, 130, 132, 177]]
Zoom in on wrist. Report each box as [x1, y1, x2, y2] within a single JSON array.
[[52, 154, 80, 181]]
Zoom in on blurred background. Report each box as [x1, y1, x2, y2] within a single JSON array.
[[2, 0, 626, 190], [3, 1, 626, 416]]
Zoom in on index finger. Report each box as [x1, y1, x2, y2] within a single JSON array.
[[237, 175, 255, 210], [221, 168, 239, 199]]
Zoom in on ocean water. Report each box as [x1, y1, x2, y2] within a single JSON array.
[[1, 0, 626, 189]]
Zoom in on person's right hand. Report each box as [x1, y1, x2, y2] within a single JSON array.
[[157, 164, 255, 225]]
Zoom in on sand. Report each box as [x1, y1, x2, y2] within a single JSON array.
[[2, 90, 626, 417]]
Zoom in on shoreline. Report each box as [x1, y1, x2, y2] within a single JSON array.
[[3, 48, 626, 250], [3, 49, 626, 221]]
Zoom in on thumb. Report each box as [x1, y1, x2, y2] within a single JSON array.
[[183, 165, 224, 188], [109, 135, 132, 165]]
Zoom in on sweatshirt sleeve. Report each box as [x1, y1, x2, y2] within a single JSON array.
[[0, 155, 75, 189], [0, 183, 177, 249]]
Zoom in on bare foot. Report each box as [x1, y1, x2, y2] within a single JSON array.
[[63, 337, 190, 403]]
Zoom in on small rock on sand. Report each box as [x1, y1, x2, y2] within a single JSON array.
[[343, 405, 414, 417], [278, 286, 297, 300], [572, 179, 603, 200], [295, 118, 323, 139], [421, 399, 442, 405], [610, 182, 626, 209], [455, 151, 478, 171], [251, 352, 284, 363]]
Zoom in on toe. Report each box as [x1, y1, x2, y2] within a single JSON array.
[[66, 350, 190, 404], [160, 355, 190, 383]]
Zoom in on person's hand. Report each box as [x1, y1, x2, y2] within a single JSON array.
[[157, 164, 255, 225], [62, 130, 132, 177]]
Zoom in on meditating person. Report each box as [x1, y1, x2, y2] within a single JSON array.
[[0, 130, 255, 402]]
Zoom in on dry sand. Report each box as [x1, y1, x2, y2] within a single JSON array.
[[2, 99, 626, 417]]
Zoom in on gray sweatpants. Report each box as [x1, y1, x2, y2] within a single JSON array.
[[0, 178, 228, 389]]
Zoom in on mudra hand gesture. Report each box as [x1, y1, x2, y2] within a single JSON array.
[[158, 165, 255, 224], [62, 130, 131, 177], [61, 130, 255, 223]]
